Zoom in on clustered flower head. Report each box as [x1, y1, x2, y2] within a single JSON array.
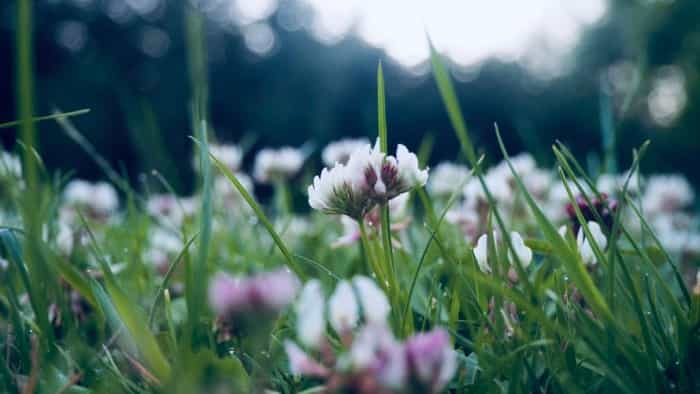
[[208, 268, 300, 317], [254, 146, 305, 183], [62, 179, 119, 221], [284, 277, 457, 394], [308, 139, 428, 219]]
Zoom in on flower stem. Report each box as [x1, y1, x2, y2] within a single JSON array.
[[379, 203, 400, 323], [358, 220, 387, 293]]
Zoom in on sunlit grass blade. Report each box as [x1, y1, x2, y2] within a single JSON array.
[[429, 41, 477, 165], [0, 108, 90, 129]]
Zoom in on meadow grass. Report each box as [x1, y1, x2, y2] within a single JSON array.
[[2, 2, 700, 394]]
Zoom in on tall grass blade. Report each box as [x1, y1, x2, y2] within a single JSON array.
[[0, 108, 90, 129]]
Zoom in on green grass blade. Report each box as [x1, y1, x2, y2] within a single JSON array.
[[429, 42, 477, 165], [0, 108, 90, 129], [494, 128, 613, 323], [201, 141, 305, 279]]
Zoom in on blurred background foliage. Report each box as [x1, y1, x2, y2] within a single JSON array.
[[0, 0, 699, 195]]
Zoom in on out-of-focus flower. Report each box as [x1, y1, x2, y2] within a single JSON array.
[[147, 194, 191, 226], [295, 279, 326, 349], [208, 268, 299, 316], [308, 140, 427, 219], [347, 323, 407, 389], [195, 143, 243, 173], [63, 180, 119, 219], [597, 172, 640, 196], [405, 328, 457, 393], [56, 222, 75, 255], [523, 168, 552, 200], [253, 147, 304, 183], [509, 231, 533, 268], [322, 137, 370, 166], [213, 173, 254, 212], [428, 162, 470, 197], [576, 221, 607, 265], [643, 174, 694, 215], [328, 280, 359, 333], [0, 151, 22, 178], [352, 276, 390, 325], [446, 202, 481, 240], [473, 231, 532, 273], [284, 340, 329, 377], [145, 227, 183, 273]]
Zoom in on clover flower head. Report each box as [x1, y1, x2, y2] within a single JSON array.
[[308, 163, 374, 219], [208, 268, 299, 316], [64, 179, 119, 218], [309, 139, 427, 219], [322, 137, 370, 166], [254, 146, 304, 183]]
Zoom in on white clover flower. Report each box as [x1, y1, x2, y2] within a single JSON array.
[[523, 168, 552, 200], [206, 143, 243, 172], [428, 162, 470, 197], [308, 163, 374, 219], [56, 222, 75, 255], [597, 171, 640, 196], [446, 203, 480, 239], [347, 139, 428, 201], [643, 174, 694, 215], [64, 180, 118, 217], [576, 221, 607, 265], [253, 146, 304, 183], [322, 137, 370, 166], [474, 231, 531, 272], [309, 140, 427, 218], [651, 212, 700, 255], [328, 280, 359, 333], [295, 280, 326, 349], [473, 233, 492, 273], [509, 231, 533, 268], [352, 275, 390, 325], [147, 194, 186, 226]]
